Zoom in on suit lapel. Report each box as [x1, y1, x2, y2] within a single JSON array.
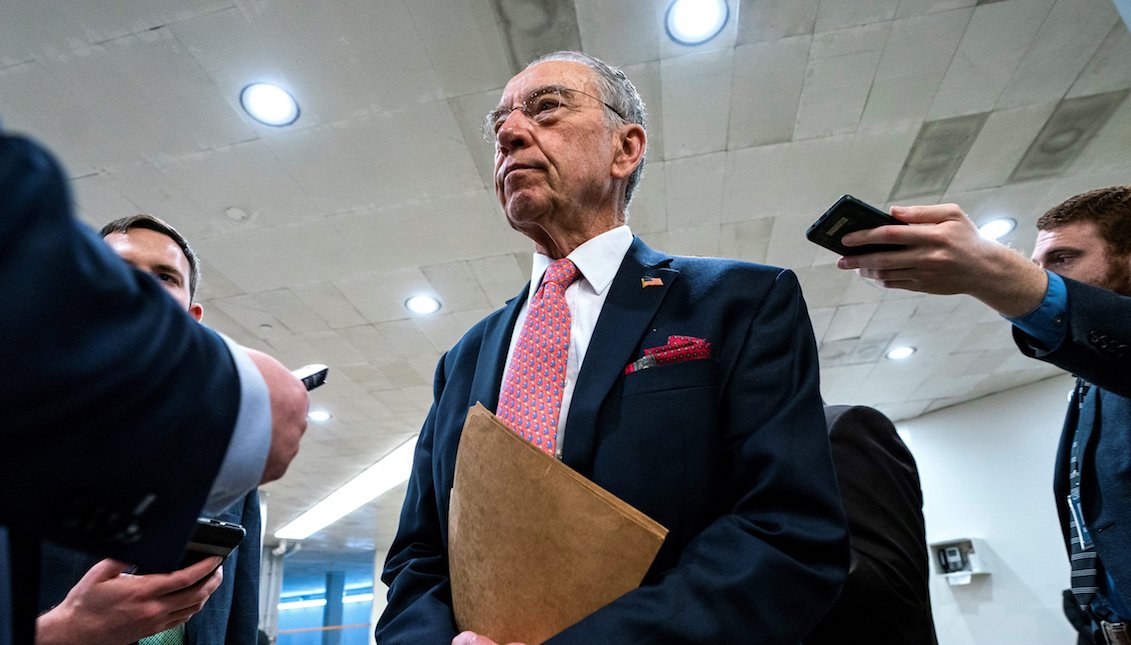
[[468, 285, 528, 412], [562, 237, 676, 472]]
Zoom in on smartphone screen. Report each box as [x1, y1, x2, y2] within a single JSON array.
[[806, 194, 906, 255]]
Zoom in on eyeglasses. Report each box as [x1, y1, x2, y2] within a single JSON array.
[[483, 86, 627, 143]]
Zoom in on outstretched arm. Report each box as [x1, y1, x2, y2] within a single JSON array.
[[836, 204, 1047, 317]]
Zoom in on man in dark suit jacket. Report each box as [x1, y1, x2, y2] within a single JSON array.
[[0, 132, 308, 643], [376, 51, 848, 644], [35, 215, 263, 644], [807, 405, 937, 644], [839, 185, 1131, 640]]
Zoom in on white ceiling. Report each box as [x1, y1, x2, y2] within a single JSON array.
[[3, 0, 1129, 559]]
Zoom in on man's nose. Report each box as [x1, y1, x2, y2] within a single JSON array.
[[495, 109, 532, 152]]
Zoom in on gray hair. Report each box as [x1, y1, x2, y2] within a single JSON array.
[[528, 51, 648, 207]]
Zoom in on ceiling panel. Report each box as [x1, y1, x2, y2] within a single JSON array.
[[928, 0, 1055, 119], [660, 49, 734, 158], [5, 0, 1130, 563]]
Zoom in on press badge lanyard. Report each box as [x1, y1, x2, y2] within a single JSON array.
[[1068, 380, 1093, 551]]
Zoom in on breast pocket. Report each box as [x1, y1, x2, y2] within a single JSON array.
[[610, 359, 722, 538]]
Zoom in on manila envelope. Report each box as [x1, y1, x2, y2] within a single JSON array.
[[448, 403, 668, 644]]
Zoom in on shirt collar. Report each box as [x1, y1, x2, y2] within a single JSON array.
[[528, 225, 633, 299]]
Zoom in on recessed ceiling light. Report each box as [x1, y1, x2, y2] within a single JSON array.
[[665, 0, 729, 46], [308, 409, 331, 422], [240, 82, 300, 127], [885, 346, 917, 361], [978, 217, 1017, 240], [405, 295, 441, 315]]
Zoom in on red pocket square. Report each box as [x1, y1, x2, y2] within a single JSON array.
[[625, 335, 711, 374]]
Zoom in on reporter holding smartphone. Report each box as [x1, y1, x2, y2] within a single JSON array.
[[33, 215, 267, 645], [0, 132, 308, 644], [835, 188, 1131, 642]]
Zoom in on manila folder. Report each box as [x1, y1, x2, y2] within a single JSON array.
[[448, 403, 668, 644]]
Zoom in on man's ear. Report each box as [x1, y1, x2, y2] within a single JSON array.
[[611, 123, 646, 181], [189, 302, 204, 322]]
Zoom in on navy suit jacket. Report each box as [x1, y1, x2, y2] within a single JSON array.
[[38, 491, 261, 645], [807, 405, 936, 644], [1014, 277, 1131, 601], [0, 133, 241, 641], [377, 237, 849, 644]]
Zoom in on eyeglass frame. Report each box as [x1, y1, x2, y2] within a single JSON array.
[[482, 85, 628, 143]]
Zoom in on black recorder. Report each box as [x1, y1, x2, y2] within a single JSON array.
[[806, 194, 906, 256], [292, 363, 329, 391]]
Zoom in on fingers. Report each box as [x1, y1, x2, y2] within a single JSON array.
[[246, 348, 309, 484], [146, 556, 223, 594], [151, 563, 224, 623], [839, 203, 968, 249], [889, 203, 966, 224], [453, 631, 498, 645]]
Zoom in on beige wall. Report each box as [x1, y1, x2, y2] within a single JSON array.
[[899, 374, 1077, 644]]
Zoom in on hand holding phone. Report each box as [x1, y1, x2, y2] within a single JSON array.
[[806, 195, 906, 255]]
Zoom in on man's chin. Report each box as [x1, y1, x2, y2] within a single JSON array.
[[504, 196, 548, 226]]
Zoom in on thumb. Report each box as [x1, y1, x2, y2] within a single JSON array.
[[86, 558, 133, 581]]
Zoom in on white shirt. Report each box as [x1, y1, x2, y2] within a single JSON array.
[[503, 225, 634, 457]]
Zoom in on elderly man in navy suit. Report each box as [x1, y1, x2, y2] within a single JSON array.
[[376, 51, 848, 644], [838, 186, 1131, 642]]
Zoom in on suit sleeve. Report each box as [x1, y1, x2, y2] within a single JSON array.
[[551, 269, 849, 643], [375, 353, 460, 643], [1013, 277, 1131, 397], [0, 133, 242, 570]]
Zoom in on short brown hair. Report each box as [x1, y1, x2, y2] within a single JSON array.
[[99, 214, 201, 300], [1037, 186, 1131, 256]]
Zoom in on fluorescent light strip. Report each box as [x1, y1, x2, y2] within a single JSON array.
[[278, 592, 375, 611], [274, 436, 418, 540]]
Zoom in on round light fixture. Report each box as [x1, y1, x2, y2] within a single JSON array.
[[405, 295, 442, 315], [240, 83, 300, 127], [977, 217, 1017, 241], [665, 0, 729, 46], [885, 346, 917, 361], [308, 409, 331, 422]]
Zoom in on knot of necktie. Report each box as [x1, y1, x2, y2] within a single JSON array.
[[541, 258, 580, 293]]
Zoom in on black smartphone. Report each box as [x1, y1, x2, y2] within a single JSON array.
[[133, 518, 245, 574], [806, 194, 907, 255], [292, 363, 329, 391], [178, 518, 246, 569]]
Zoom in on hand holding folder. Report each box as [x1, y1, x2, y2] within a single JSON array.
[[448, 404, 668, 644]]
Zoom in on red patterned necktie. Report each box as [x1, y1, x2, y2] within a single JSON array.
[[497, 258, 580, 456]]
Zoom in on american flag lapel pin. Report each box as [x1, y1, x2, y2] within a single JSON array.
[[641, 275, 664, 288]]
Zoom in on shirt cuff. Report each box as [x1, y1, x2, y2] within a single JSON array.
[[203, 332, 271, 515], [1005, 270, 1067, 351]]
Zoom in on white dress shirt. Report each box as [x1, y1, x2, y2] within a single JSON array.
[[503, 225, 634, 457]]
